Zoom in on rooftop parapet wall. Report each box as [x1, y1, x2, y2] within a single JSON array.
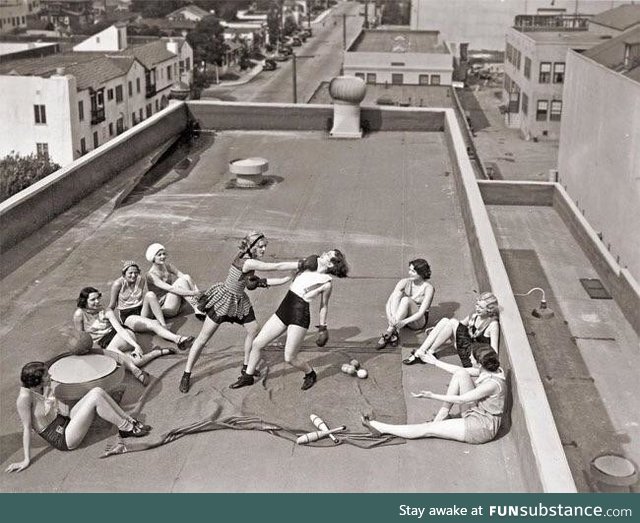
[[478, 180, 640, 336], [444, 115, 576, 493], [0, 102, 189, 253], [186, 101, 445, 132]]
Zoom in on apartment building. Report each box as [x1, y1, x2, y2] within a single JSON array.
[[344, 29, 454, 86], [0, 0, 34, 34], [503, 13, 605, 140], [0, 24, 192, 166], [558, 26, 640, 282]]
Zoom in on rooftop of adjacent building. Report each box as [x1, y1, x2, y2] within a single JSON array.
[[513, 26, 608, 45], [349, 29, 449, 54], [582, 26, 640, 81], [0, 41, 57, 55], [166, 4, 210, 20], [589, 3, 640, 31]]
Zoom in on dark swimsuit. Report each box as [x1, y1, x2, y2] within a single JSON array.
[[275, 291, 311, 329], [39, 414, 71, 451], [456, 314, 495, 367]]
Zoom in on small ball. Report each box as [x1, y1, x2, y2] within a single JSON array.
[[357, 368, 368, 379], [345, 364, 357, 375], [341, 363, 351, 374], [63, 329, 93, 355], [350, 359, 360, 369]]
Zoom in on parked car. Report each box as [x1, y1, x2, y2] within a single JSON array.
[[263, 59, 277, 71], [291, 37, 302, 47], [280, 45, 293, 55], [272, 54, 289, 62]]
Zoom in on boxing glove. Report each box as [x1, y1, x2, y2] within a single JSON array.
[[297, 255, 319, 273], [246, 275, 268, 291], [315, 325, 329, 347]]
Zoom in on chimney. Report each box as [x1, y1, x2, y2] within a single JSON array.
[[54, 67, 66, 76], [166, 38, 179, 56]]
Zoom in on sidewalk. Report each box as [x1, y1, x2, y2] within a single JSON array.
[[460, 85, 559, 181]]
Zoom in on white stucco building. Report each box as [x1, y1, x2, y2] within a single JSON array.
[[0, 0, 37, 34], [0, 24, 193, 166], [557, 26, 640, 283], [344, 29, 454, 86]]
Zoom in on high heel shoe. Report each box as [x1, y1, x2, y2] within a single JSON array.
[[119, 424, 150, 439], [376, 333, 391, 350], [177, 336, 195, 352], [360, 415, 383, 437]]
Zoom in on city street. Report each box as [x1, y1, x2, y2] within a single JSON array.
[[203, 2, 364, 103]]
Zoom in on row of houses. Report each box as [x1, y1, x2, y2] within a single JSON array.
[[0, 23, 193, 165]]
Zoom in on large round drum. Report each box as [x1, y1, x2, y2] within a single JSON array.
[[49, 354, 125, 402]]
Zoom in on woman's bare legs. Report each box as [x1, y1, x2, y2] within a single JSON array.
[[162, 275, 199, 318], [183, 317, 220, 374], [414, 318, 460, 359], [432, 368, 476, 421], [141, 291, 167, 327], [65, 387, 134, 449], [283, 325, 312, 374], [105, 334, 167, 367], [242, 321, 260, 367], [124, 315, 184, 345], [245, 315, 287, 375], [367, 418, 467, 442]]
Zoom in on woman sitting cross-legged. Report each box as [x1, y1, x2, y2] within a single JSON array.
[[5, 362, 150, 473], [403, 292, 499, 367], [362, 343, 506, 444]]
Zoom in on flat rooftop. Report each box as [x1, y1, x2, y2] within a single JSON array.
[[349, 30, 449, 54], [0, 128, 527, 492], [518, 30, 606, 45]]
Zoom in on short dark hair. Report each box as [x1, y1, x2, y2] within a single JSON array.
[[409, 258, 431, 280], [327, 249, 349, 278], [472, 343, 500, 372], [77, 286, 101, 308], [20, 362, 47, 388]]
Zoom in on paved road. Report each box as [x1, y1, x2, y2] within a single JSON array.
[[203, 2, 364, 104]]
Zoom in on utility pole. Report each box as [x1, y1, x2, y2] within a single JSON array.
[[364, 0, 370, 29]]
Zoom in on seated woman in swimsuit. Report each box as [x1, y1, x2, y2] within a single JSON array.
[[107, 260, 194, 352], [5, 362, 150, 472], [145, 243, 204, 319], [362, 343, 506, 444], [376, 258, 435, 350], [230, 249, 349, 391], [74, 287, 175, 385], [403, 292, 500, 367], [179, 232, 300, 393]]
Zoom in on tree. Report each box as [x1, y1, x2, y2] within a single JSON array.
[[1, 152, 61, 202], [131, 0, 182, 18], [283, 15, 297, 36], [186, 15, 228, 67], [266, 1, 282, 46]]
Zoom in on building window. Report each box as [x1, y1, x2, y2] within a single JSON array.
[[391, 62, 405, 66], [536, 100, 548, 121], [430, 75, 441, 85], [139, 108, 143, 121], [80, 137, 87, 154], [179, 60, 185, 74], [354, 73, 365, 80], [524, 57, 531, 79], [90, 90, 105, 124], [78, 100, 84, 121], [185, 57, 191, 70], [167, 65, 172, 80], [515, 49, 521, 70], [109, 122, 114, 136], [155, 99, 159, 111], [522, 92, 528, 115], [418, 74, 429, 85], [116, 117, 124, 135], [36, 143, 49, 160], [146, 104, 152, 118], [366, 73, 376, 84], [391, 73, 403, 85], [34, 104, 46, 124], [539, 62, 551, 83], [131, 113, 136, 125], [93, 131, 99, 149], [107, 88, 114, 101], [553, 62, 565, 83], [115, 85, 123, 103], [136, 78, 141, 94], [550, 100, 562, 121], [128, 81, 133, 97]]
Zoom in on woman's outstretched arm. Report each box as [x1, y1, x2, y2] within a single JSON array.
[[242, 259, 299, 272], [6, 391, 33, 472], [412, 380, 498, 405]]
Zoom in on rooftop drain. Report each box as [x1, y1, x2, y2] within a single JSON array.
[[514, 287, 555, 319], [228, 157, 269, 188], [329, 76, 367, 139], [579, 278, 612, 300], [590, 454, 638, 492]]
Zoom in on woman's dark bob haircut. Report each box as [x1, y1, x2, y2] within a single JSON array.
[[409, 258, 431, 280], [472, 343, 500, 372], [77, 286, 101, 309], [327, 249, 349, 278], [20, 361, 47, 388]]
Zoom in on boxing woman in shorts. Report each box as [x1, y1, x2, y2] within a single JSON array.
[[178, 232, 300, 393], [230, 249, 349, 391]]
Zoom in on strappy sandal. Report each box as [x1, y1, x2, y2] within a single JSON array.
[[136, 370, 150, 386], [376, 333, 391, 350]]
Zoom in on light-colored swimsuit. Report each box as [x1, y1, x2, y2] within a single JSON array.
[[462, 369, 506, 444]]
